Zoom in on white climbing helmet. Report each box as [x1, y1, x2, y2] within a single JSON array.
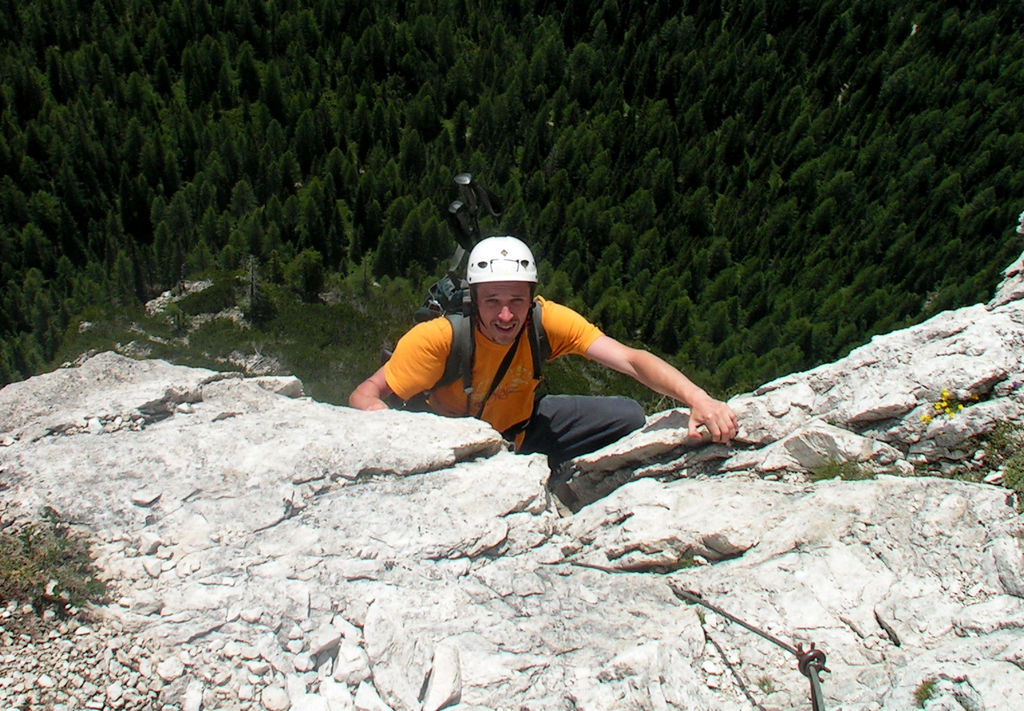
[[466, 236, 538, 285]]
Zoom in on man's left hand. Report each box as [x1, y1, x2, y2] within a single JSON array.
[[687, 396, 739, 444]]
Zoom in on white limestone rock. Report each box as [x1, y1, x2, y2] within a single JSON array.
[[990, 251, 1024, 308], [331, 643, 372, 686], [261, 685, 290, 711], [3, 249, 1024, 711], [723, 419, 909, 475], [419, 642, 461, 711]]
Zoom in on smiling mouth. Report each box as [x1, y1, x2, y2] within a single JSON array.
[[491, 322, 519, 338]]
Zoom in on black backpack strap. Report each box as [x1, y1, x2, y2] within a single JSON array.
[[500, 301, 550, 440], [441, 313, 475, 395], [436, 300, 549, 420], [474, 324, 525, 418], [527, 300, 549, 380]]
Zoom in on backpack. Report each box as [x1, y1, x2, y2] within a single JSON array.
[[384, 173, 551, 417]]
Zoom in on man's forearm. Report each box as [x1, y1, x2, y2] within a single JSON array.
[[630, 349, 713, 407], [348, 367, 391, 410], [348, 386, 388, 410], [627, 348, 738, 442]]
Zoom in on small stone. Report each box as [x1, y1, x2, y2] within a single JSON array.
[[137, 532, 162, 555], [131, 489, 162, 507], [332, 644, 370, 686], [246, 660, 271, 676], [142, 557, 164, 578], [238, 644, 261, 660], [261, 685, 290, 711], [131, 593, 163, 616], [285, 673, 309, 699], [156, 657, 185, 682], [329, 615, 362, 643], [308, 627, 342, 658], [183, 679, 203, 711], [701, 658, 723, 675], [354, 682, 388, 710], [317, 679, 353, 710], [291, 693, 329, 711]]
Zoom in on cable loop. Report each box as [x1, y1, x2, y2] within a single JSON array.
[[671, 585, 830, 711]]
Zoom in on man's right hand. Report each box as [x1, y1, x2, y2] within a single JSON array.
[[348, 366, 392, 410]]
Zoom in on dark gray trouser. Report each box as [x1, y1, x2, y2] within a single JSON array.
[[518, 395, 646, 475]]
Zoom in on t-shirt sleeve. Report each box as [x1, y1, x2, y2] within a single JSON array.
[[384, 318, 452, 401], [539, 298, 604, 359]]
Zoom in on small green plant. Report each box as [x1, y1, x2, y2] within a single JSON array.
[[913, 677, 938, 707], [968, 420, 1024, 511], [810, 459, 875, 482], [756, 675, 776, 694], [997, 443, 1024, 513], [0, 507, 108, 614], [175, 277, 238, 316], [1004, 453, 1024, 492]]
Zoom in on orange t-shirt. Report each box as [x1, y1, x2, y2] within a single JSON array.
[[384, 297, 603, 435]]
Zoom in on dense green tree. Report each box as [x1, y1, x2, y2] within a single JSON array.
[[285, 248, 324, 303], [1, 0, 1022, 397]]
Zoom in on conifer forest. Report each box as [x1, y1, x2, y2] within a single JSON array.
[[2, 0, 1023, 403]]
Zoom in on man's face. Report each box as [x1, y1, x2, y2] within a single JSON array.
[[474, 281, 532, 345]]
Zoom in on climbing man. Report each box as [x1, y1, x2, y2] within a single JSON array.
[[349, 236, 738, 492]]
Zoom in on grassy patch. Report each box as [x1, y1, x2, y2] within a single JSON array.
[[913, 677, 937, 708], [926, 421, 1024, 509], [988, 421, 1024, 511], [0, 507, 108, 615], [52, 269, 421, 405], [174, 275, 239, 316], [810, 459, 876, 482]]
